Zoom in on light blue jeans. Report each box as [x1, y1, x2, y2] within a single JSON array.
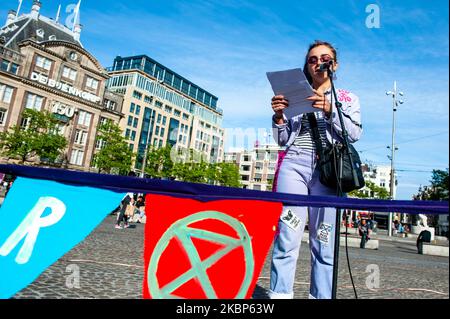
[[270, 146, 337, 299]]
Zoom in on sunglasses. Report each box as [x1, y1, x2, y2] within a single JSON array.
[[307, 54, 333, 65]]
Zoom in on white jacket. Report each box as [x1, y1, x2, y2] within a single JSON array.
[[272, 88, 362, 147]]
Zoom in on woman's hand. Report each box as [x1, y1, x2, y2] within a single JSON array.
[[271, 95, 289, 123], [307, 89, 331, 116]]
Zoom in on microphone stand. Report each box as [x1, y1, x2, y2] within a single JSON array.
[[327, 66, 361, 299]]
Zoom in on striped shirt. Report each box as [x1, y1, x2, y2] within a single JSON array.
[[292, 112, 328, 151]]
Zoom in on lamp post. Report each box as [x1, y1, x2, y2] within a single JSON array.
[[385, 81, 404, 236]]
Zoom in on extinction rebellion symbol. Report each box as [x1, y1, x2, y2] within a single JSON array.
[[147, 211, 255, 299]]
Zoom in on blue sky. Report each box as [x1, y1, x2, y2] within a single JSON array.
[[1, 0, 449, 200]]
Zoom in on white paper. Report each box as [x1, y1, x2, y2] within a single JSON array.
[[266, 68, 316, 119]]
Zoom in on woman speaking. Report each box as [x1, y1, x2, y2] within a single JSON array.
[[270, 40, 362, 299]]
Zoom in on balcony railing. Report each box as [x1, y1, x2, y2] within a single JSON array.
[[0, 45, 24, 64]]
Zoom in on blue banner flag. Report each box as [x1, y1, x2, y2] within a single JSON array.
[[0, 177, 124, 299]]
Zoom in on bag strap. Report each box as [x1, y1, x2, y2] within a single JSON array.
[[306, 113, 325, 160]]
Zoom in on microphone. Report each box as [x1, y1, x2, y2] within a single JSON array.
[[318, 61, 333, 73]]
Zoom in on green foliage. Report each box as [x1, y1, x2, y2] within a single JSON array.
[[348, 180, 390, 199], [92, 121, 134, 175], [0, 108, 67, 163], [214, 162, 241, 188], [144, 146, 175, 179], [414, 169, 449, 201], [144, 146, 241, 187]]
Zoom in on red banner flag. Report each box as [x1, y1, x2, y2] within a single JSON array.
[[143, 194, 283, 299]]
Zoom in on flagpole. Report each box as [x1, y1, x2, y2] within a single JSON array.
[[56, 4, 61, 23], [72, 0, 81, 31], [17, 0, 23, 17]]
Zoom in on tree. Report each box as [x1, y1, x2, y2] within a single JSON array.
[[0, 108, 67, 164], [348, 180, 390, 199], [92, 121, 134, 175], [412, 169, 449, 228], [215, 162, 241, 188], [414, 169, 449, 201], [144, 145, 241, 187], [144, 146, 175, 179]]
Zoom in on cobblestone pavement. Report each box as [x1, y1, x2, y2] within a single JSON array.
[[13, 216, 449, 299]]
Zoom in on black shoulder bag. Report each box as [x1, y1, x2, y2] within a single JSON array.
[[307, 113, 365, 193]]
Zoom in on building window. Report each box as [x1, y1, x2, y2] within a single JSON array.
[[129, 144, 134, 151], [0, 108, 7, 125], [74, 130, 88, 146], [20, 117, 30, 129], [155, 100, 163, 108], [130, 103, 135, 113], [162, 116, 167, 125], [155, 126, 160, 136], [135, 104, 141, 116], [132, 90, 142, 100], [86, 76, 99, 90], [54, 123, 66, 136], [1, 60, 19, 74], [133, 117, 139, 128], [10, 63, 19, 75], [95, 139, 106, 150], [174, 109, 181, 117], [77, 110, 92, 127], [160, 127, 165, 137], [125, 128, 131, 138], [35, 55, 52, 71], [0, 84, 14, 104], [62, 66, 77, 81], [130, 130, 136, 141], [158, 139, 163, 148], [127, 115, 133, 126], [70, 149, 84, 166], [104, 100, 116, 111], [144, 95, 153, 104], [1, 60, 9, 72], [25, 93, 44, 111], [157, 114, 161, 124], [165, 105, 172, 113], [182, 113, 189, 121], [100, 117, 109, 126]]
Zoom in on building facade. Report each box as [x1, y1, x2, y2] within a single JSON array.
[[106, 55, 225, 174], [0, 1, 123, 171], [225, 142, 282, 191]]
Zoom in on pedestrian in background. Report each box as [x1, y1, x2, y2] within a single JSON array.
[[116, 192, 134, 229], [416, 229, 432, 254], [358, 219, 371, 249]]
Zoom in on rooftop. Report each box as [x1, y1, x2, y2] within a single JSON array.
[[1, 1, 83, 51]]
